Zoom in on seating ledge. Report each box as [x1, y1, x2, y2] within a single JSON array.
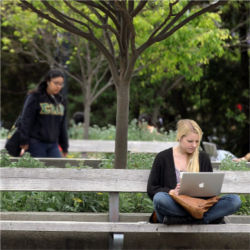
[[1, 221, 250, 233]]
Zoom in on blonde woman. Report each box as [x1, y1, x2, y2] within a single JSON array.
[[147, 119, 241, 224]]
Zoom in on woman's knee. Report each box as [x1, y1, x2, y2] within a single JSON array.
[[223, 194, 242, 211], [153, 192, 163, 206], [153, 192, 170, 209], [230, 194, 242, 210]]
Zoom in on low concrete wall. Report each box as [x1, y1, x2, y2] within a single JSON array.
[[1, 231, 249, 250], [1, 231, 110, 250], [1, 213, 250, 249], [1, 212, 250, 223], [8, 157, 103, 168], [124, 232, 250, 249]]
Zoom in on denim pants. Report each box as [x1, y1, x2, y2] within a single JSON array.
[[28, 138, 62, 158], [153, 192, 242, 224]]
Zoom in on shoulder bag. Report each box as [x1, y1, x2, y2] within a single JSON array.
[[170, 193, 220, 219], [5, 116, 22, 157]]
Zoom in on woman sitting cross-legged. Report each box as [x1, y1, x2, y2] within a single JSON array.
[[147, 119, 241, 224]]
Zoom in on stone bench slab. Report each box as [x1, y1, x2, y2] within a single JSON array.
[[2, 220, 250, 233]]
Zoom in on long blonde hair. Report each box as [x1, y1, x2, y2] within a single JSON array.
[[176, 119, 203, 172]]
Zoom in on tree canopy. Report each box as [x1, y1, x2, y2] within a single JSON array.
[[2, 0, 229, 168], [4, 1, 248, 164]]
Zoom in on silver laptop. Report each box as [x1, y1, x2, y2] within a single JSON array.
[[179, 172, 225, 197]]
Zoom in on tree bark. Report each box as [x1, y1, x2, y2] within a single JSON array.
[[152, 106, 160, 127], [83, 81, 91, 139], [114, 81, 130, 169], [84, 103, 90, 140]]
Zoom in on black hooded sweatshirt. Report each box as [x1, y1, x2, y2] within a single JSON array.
[[19, 90, 68, 153]]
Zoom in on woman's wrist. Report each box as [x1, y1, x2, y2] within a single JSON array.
[[169, 190, 175, 195]]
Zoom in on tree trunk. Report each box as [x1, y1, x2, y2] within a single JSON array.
[[114, 82, 130, 169], [152, 106, 160, 127], [84, 103, 90, 139], [83, 84, 91, 139]]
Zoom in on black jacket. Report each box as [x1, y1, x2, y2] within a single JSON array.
[[147, 148, 212, 200], [19, 91, 69, 153]]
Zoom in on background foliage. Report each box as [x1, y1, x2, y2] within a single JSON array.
[[0, 150, 249, 215], [0, 122, 249, 215], [1, 1, 249, 156]]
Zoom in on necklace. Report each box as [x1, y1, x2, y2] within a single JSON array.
[[174, 146, 188, 172]]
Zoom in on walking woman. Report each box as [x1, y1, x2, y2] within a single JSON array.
[[147, 119, 241, 224], [19, 69, 68, 157]]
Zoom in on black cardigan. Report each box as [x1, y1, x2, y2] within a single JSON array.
[[147, 148, 212, 200]]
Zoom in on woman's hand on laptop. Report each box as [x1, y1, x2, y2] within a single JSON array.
[[169, 183, 181, 196]]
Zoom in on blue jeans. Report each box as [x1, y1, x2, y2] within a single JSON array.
[[153, 192, 241, 224], [28, 138, 62, 158]]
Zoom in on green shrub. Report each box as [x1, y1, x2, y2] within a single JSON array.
[[98, 152, 155, 170], [0, 191, 109, 212], [68, 119, 176, 141], [0, 150, 46, 168], [220, 155, 249, 170], [0, 127, 9, 139], [0, 151, 249, 214], [237, 195, 250, 215]]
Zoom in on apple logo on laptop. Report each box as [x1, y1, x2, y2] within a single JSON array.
[[199, 182, 205, 188]]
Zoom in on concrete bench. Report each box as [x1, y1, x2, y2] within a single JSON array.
[[0, 139, 177, 153], [6, 157, 250, 169], [2, 138, 249, 170], [203, 141, 218, 159], [0, 168, 250, 249]]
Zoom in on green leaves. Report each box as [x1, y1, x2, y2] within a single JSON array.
[[137, 10, 230, 84], [68, 118, 176, 141], [1, 37, 11, 50]]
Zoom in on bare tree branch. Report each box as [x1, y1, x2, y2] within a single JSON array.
[[63, 1, 107, 30], [86, 42, 93, 83], [25, 36, 83, 85], [78, 0, 120, 30], [155, 1, 194, 40], [20, 0, 92, 39], [148, 0, 179, 41], [91, 66, 110, 99], [231, 18, 250, 34], [21, 0, 118, 67], [156, 0, 227, 42], [87, 6, 118, 55], [61, 65, 83, 86], [168, 75, 185, 92], [130, 0, 147, 17], [92, 55, 106, 79], [91, 77, 113, 104], [137, 0, 226, 55], [128, 0, 134, 14], [64, 0, 119, 41], [103, 24, 116, 56], [42, 1, 93, 33], [75, 39, 87, 86], [99, 1, 117, 15]]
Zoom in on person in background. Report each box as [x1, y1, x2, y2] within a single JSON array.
[[147, 119, 241, 224], [138, 113, 157, 133], [233, 153, 250, 162], [19, 69, 68, 157], [73, 111, 84, 125]]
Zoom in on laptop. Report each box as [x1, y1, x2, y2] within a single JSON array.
[[178, 172, 225, 197]]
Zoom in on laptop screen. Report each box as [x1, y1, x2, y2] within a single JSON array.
[[178, 172, 225, 197]]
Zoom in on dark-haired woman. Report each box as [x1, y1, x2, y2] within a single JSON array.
[[19, 69, 68, 157]]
